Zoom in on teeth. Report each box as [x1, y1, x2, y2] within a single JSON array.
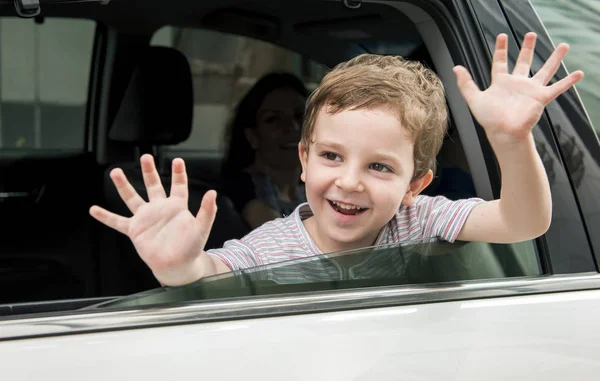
[[333, 201, 363, 210]]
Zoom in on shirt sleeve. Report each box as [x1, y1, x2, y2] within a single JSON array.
[[206, 239, 262, 271], [415, 195, 484, 242]]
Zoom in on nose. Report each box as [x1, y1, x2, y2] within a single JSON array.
[[335, 165, 365, 193], [280, 113, 301, 133]]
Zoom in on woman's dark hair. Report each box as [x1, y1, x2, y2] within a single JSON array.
[[221, 72, 308, 177]]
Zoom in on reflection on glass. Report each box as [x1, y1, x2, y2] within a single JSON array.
[[90, 239, 540, 310], [532, 0, 600, 136]]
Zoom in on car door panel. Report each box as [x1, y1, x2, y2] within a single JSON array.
[[1, 284, 600, 380]]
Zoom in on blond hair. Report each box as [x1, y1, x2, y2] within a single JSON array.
[[301, 54, 448, 180]]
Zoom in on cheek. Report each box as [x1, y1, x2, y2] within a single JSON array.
[[367, 177, 408, 207], [256, 129, 279, 149], [304, 161, 334, 191]]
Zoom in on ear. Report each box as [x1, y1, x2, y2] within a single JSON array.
[[244, 128, 258, 149], [298, 142, 309, 182], [401, 169, 434, 206]]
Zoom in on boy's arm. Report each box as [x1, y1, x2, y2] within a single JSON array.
[[454, 32, 583, 243], [457, 133, 550, 243], [156, 249, 231, 286]]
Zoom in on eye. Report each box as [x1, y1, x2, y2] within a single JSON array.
[[264, 115, 279, 124], [320, 152, 341, 161], [370, 163, 392, 172]]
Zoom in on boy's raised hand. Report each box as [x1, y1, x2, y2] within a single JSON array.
[[453, 32, 584, 141], [89, 154, 220, 286]]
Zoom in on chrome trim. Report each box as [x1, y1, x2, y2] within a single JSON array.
[[1, 273, 600, 341]]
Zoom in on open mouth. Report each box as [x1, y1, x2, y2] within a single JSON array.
[[328, 200, 368, 216]]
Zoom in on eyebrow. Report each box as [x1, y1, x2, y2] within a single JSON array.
[[314, 141, 344, 151]]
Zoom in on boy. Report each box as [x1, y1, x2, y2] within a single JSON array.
[[90, 33, 583, 287]]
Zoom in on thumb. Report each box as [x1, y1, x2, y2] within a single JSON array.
[[196, 190, 218, 241], [453, 65, 480, 105]]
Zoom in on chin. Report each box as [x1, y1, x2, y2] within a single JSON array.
[[325, 226, 377, 250]]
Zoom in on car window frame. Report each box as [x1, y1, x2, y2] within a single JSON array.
[[85, 21, 107, 156], [2, 272, 600, 341]]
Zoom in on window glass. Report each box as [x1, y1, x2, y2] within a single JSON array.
[[150, 26, 328, 154], [531, 0, 600, 136], [92, 239, 540, 310], [0, 17, 95, 150]]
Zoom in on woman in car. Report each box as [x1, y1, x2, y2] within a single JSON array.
[[221, 72, 309, 229]]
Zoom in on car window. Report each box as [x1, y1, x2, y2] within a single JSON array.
[[138, 23, 543, 306], [531, 0, 600, 136], [91, 239, 540, 310], [0, 17, 95, 151], [150, 26, 328, 155]]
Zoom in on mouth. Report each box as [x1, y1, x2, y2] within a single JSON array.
[[328, 200, 368, 216]]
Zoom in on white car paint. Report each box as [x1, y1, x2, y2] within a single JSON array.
[[2, 288, 599, 380]]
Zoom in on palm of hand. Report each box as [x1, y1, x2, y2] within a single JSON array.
[[455, 32, 583, 142], [469, 74, 546, 139], [128, 197, 206, 273]]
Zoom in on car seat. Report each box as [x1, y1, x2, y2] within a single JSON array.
[[100, 46, 250, 295]]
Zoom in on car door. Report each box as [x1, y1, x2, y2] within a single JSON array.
[[1, 243, 599, 380], [1, 0, 599, 380]]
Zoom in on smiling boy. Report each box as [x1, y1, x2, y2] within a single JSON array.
[[90, 33, 583, 286]]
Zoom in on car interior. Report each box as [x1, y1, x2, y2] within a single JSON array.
[[0, 0, 542, 316]]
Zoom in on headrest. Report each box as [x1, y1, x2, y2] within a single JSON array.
[[109, 46, 193, 145]]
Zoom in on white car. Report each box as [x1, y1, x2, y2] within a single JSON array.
[[1, 0, 599, 379]]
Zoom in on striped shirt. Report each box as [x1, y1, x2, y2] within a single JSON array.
[[207, 195, 483, 278]]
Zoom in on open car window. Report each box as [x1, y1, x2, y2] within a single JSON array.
[[89, 239, 540, 310]]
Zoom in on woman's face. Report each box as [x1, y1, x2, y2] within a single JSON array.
[[247, 87, 306, 171]]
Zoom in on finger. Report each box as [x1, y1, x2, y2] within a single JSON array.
[[140, 154, 167, 201], [513, 32, 537, 76], [89, 205, 130, 235], [533, 43, 570, 85], [491, 33, 509, 80], [453, 65, 480, 105], [170, 158, 188, 200], [544, 70, 584, 103], [196, 190, 218, 241], [110, 167, 145, 214]]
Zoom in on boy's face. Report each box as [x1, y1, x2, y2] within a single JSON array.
[[299, 106, 432, 253]]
